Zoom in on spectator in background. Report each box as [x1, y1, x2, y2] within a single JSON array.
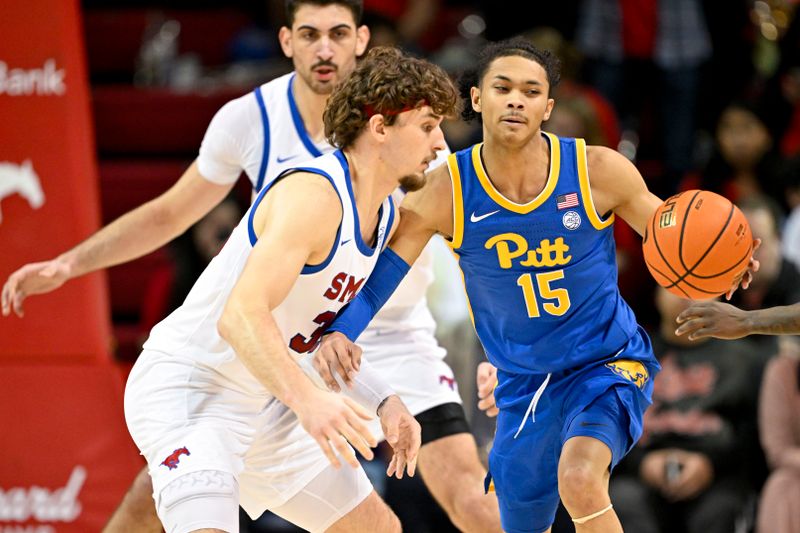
[[576, 0, 711, 198], [360, 10, 400, 49], [526, 26, 621, 148], [782, 157, 800, 269], [363, 0, 439, 51], [693, 100, 789, 213], [756, 337, 800, 533], [777, 64, 800, 157], [136, 195, 242, 350], [729, 196, 800, 353], [165, 195, 242, 312], [610, 287, 765, 533], [545, 94, 607, 145], [759, 6, 800, 158]]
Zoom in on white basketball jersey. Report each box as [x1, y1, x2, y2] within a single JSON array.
[[144, 151, 394, 393], [201, 72, 442, 353]]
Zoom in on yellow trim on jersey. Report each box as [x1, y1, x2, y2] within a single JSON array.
[[471, 131, 561, 214], [447, 153, 465, 250], [576, 138, 615, 230], [449, 249, 476, 327]]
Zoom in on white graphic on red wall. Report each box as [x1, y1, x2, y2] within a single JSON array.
[[0, 465, 86, 523], [0, 160, 45, 223], [0, 59, 66, 96]]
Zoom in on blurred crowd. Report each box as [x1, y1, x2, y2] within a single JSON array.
[[81, 0, 800, 531]]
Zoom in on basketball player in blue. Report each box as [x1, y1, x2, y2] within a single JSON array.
[[314, 37, 730, 533]]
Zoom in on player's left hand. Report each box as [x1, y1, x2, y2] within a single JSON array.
[[724, 238, 761, 300], [476, 362, 499, 417], [378, 395, 421, 479], [663, 451, 713, 501], [675, 300, 751, 340], [314, 332, 362, 392]]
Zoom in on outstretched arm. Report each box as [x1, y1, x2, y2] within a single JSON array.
[[2, 161, 233, 317], [676, 301, 800, 339], [320, 163, 455, 346], [586, 145, 757, 296], [584, 145, 663, 237]]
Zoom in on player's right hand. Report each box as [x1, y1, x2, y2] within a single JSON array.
[[476, 362, 499, 417], [1, 259, 71, 318], [724, 238, 761, 300], [295, 389, 377, 469], [378, 395, 421, 479], [675, 301, 751, 340], [314, 332, 362, 392]]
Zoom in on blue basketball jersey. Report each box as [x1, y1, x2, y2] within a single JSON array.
[[447, 132, 641, 374]]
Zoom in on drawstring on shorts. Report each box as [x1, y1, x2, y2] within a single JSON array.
[[513, 373, 551, 439]]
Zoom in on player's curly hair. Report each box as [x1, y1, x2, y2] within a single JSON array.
[[458, 37, 561, 123], [324, 46, 461, 149]]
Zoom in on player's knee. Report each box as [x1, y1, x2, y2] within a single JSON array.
[[558, 464, 606, 510], [157, 470, 239, 533]]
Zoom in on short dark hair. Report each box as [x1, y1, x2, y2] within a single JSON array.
[[458, 37, 561, 123], [285, 0, 363, 27], [324, 47, 460, 149]]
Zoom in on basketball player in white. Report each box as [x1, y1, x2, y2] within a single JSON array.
[[2, 2, 502, 531], [124, 46, 458, 532]]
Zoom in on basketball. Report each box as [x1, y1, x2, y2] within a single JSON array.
[[642, 190, 753, 300]]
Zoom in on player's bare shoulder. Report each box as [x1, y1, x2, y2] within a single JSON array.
[[585, 144, 648, 217], [585, 145, 640, 184], [252, 172, 342, 242]]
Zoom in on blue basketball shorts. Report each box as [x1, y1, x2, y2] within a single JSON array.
[[485, 327, 659, 533]]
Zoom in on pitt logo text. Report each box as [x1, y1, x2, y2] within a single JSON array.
[[485, 233, 573, 318], [485, 234, 571, 269]]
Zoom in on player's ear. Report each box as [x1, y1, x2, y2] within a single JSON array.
[[367, 114, 387, 141], [355, 25, 370, 57], [543, 98, 555, 121], [470, 86, 481, 113], [278, 26, 293, 58]]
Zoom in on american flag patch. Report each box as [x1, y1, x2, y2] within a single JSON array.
[[556, 192, 579, 210]]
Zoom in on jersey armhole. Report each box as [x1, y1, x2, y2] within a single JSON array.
[[446, 153, 465, 249], [247, 168, 343, 274], [254, 86, 271, 192], [576, 138, 615, 230], [382, 197, 396, 251]]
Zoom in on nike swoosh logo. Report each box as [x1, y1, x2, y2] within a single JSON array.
[[340, 238, 351, 246], [276, 154, 298, 163], [470, 210, 500, 223]]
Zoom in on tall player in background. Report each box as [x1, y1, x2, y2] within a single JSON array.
[[1, 1, 502, 531], [124, 46, 458, 533], [320, 38, 757, 533]]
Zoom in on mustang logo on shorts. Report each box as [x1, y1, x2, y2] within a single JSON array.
[[439, 375, 456, 390], [605, 360, 649, 389], [160, 447, 191, 470]]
